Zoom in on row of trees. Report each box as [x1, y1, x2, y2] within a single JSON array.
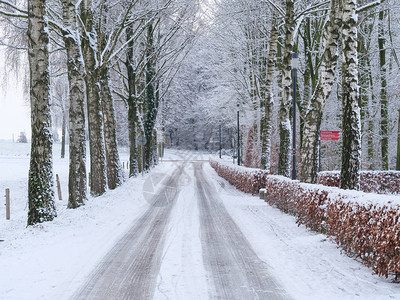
[[0, 0, 198, 224], [164, 0, 398, 189]]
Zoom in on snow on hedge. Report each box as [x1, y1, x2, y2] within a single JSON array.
[[318, 170, 400, 195]]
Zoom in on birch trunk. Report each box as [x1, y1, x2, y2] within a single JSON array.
[[85, 68, 107, 196], [340, 0, 361, 190], [100, 66, 123, 189], [300, 0, 342, 183], [27, 0, 57, 224], [126, 25, 138, 177], [62, 0, 87, 208], [260, 18, 278, 171], [81, 0, 107, 196], [278, 0, 294, 177]]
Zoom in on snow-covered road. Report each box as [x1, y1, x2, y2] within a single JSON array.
[[1, 147, 399, 299], [72, 159, 290, 299]]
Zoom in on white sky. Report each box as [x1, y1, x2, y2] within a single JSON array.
[[0, 51, 30, 141]]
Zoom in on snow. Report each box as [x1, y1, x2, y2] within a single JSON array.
[[0, 144, 399, 299]]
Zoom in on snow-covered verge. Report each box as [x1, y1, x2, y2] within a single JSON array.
[[209, 156, 267, 194], [318, 170, 400, 195], [0, 142, 175, 300], [210, 157, 400, 280]]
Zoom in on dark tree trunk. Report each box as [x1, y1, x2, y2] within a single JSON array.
[[61, 110, 66, 159], [379, 10, 388, 170], [144, 22, 157, 171], [126, 25, 139, 177]]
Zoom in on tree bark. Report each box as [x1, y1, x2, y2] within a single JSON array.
[[100, 66, 123, 189], [300, 0, 342, 183], [278, 0, 294, 177], [61, 109, 66, 159], [126, 25, 139, 177], [62, 0, 88, 208], [27, 0, 57, 225], [144, 21, 157, 171], [81, 0, 107, 196], [260, 18, 278, 171], [340, 0, 361, 190], [378, 10, 388, 170]]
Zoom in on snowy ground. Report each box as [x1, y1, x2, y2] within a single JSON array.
[[0, 143, 399, 299]]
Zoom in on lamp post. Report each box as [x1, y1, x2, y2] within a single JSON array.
[[292, 52, 299, 180], [219, 120, 222, 158], [237, 104, 240, 165]]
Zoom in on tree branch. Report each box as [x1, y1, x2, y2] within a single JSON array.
[[357, 0, 386, 14]]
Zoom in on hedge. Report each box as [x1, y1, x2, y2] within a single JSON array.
[[209, 156, 268, 195], [210, 157, 400, 280], [318, 171, 400, 195]]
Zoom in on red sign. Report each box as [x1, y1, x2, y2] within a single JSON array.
[[320, 130, 340, 141]]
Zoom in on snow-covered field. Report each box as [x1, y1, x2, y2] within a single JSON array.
[[0, 143, 399, 299]]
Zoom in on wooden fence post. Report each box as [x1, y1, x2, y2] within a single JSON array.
[[56, 174, 62, 201], [5, 188, 10, 220]]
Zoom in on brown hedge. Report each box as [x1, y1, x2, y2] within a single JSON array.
[[210, 158, 400, 280], [265, 177, 400, 280], [318, 171, 400, 194], [209, 157, 268, 195]]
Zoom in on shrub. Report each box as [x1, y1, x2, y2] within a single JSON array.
[[265, 176, 400, 280], [209, 158, 400, 280], [318, 171, 400, 195], [209, 156, 268, 195]]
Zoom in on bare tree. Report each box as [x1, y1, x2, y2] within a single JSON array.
[[340, 0, 361, 190], [27, 0, 57, 224]]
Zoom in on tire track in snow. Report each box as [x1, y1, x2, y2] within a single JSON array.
[[194, 162, 291, 300], [72, 163, 184, 300]]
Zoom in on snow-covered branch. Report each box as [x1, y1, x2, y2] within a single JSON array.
[[357, 0, 386, 13]]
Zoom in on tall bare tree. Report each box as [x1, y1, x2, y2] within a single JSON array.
[[300, 0, 342, 183], [27, 0, 57, 224], [260, 17, 278, 171], [278, 0, 294, 177], [61, 0, 87, 208], [340, 0, 361, 190]]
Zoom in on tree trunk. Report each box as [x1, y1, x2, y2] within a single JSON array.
[[144, 22, 157, 171], [62, 0, 87, 208], [27, 0, 57, 225], [81, 0, 107, 196], [278, 0, 294, 177], [101, 66, 123, 189], [300, 0, 342, 183], [61, 109, 66, 159], [379, 10, 388, 170], [340, 0, 361, 190], [260, 18, 278, 171], [126, 25, 139, 177]]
